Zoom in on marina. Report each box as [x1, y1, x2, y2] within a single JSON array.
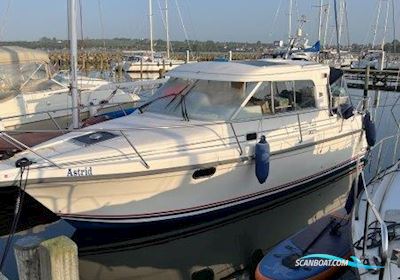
[[0, 0, 400, 279]]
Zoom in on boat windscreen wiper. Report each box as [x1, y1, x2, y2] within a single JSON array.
[[173, 81, 199, 121], [138, 83, 191, 113]]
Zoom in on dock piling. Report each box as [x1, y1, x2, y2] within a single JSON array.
[[14, 236, 42, 280], [14, 236, 79, 280], [186, 50, 190, 63]]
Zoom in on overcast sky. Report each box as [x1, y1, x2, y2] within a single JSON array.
[[0, 0, 397, 44]]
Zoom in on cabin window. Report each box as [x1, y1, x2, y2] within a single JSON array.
[[234, 80, 316, 120], [274, 81, 295, 113], [294, 80, 316, 109], [235, 82, 273, 119]]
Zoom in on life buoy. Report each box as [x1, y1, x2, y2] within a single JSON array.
[[255, 135, 270, 184], [363, 111, 376, 147]]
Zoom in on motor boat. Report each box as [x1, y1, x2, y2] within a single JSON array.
[[352, 136, 400, 280], [0, 59, 368, 233], [0, 46, 144, 131]]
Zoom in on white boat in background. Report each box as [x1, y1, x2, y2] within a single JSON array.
[[121, 51, 186, 73], [0, 46, 163, 131], [0, 59, 368, 233], [351, 50, 400, 70], [122, 0, 186, 73], [352, 135, 400, 280]]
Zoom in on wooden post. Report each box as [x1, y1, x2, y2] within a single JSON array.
[[39, 236, 79, 280], [14, 236, 42, 280], [82, 55, 86, 75], [117, 54, 123, 78], [159, 68, 165, 79], [186, 50, 190, 63], [140, 59, 143, 79], [14, 236, 79, 280], [363, 66, 370, 110], [100, 54, 104, 73]]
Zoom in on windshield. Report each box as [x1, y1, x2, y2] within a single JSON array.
[[331, 76, 352, 109], [143, 78, 256, 121], [0, 62, 63, 98]]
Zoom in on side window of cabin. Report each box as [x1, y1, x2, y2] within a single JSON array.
[[234, 80, 317, 120], [235, 82, 272, 120], [294, 80, 316, 109], [274, 81, 295, 113]]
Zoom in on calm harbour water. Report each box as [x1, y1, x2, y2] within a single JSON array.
[[0, 83, 399, 280]]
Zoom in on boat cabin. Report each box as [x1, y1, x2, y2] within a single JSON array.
[[0, 46, 63, 100], [141, 59, 350, 122]]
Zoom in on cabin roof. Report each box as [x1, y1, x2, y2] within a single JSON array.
[[0, 46, 50, 65], [168, 59, 329, 82]]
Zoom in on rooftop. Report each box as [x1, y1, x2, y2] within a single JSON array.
[[168, 59, 329, 82]]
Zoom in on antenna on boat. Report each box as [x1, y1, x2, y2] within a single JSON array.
[[148, 0, 154, 61], [68, 0, 80, 129]]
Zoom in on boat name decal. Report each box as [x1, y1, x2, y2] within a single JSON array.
[[67, 167, 93, 177]]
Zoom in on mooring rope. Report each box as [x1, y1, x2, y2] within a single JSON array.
[[0, 159, 32, 272]]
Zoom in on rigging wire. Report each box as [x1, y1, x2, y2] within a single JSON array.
[[174, 0, 192, 54], [362, 0, 380, 49], [268, 0, 283, 40], [343, 0, 351, 49], [0, 0, 13, 41], [157, 0, 175, 54], [79, 0, 85, 46], [181, 0, 198, 46], [97, 0, 106, 49]]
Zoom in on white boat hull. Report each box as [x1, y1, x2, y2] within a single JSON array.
[[21, 130, 364, 228], [123, 61, 185, 73]]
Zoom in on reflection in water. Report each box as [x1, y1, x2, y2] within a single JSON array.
[[79, 171, 355, 280]]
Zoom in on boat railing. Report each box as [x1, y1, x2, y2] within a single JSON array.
[[366, 133, 400, 182], [0, 107, 363, 170], [355, 132, 400, 269], [360, 170, 389, 266]]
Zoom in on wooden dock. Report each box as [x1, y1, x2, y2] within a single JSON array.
[[344, 68, 400, 92]]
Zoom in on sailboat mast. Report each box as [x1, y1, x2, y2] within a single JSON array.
[[392, 0, 396, 53], [318, 0, 323, 43], [68, 0, 80, 129], [333, 0, 341, 60], [165, 0, 170, 59], [149, 0, 154, 60], [323, 2, 330, 49], [288, 0, 293, 40]]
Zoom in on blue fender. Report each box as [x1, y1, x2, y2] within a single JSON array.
[[255, 135, 270, 184], [363, 111, 376, 147]]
